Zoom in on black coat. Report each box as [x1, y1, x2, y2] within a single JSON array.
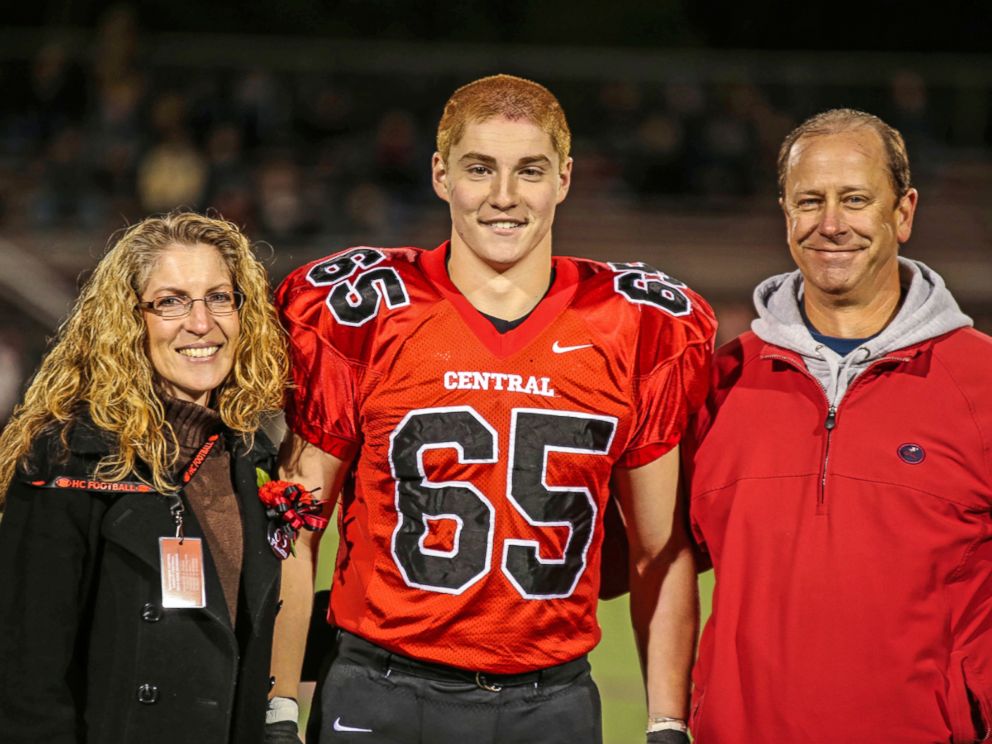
[[0, 417, 281, 744]]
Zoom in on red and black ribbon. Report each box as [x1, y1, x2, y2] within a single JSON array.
[[258, 480, 328, 559]]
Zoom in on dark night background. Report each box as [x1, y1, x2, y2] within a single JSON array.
[[6, 0, 991, 51], [0, 0, 989, 418]]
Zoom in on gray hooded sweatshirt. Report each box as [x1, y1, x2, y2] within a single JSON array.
[[751, 257, 972, 409]]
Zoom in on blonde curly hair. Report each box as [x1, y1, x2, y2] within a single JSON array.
[[0, 211, 289, 502]]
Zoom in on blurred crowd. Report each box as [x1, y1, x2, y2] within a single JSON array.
[[0, 7, 971, 243], [0, 6, 988, 427]]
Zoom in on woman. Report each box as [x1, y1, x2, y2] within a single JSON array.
[[0, 212, 289, 744]]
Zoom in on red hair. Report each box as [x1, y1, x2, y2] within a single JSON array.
[[436, 74, 571, 168]]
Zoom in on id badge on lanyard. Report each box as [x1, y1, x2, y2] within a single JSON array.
[[158, 434, 220, 609]]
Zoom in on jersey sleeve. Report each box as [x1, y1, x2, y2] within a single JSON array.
[[275, 263, 362, 461], [618, 287, 717, 468]]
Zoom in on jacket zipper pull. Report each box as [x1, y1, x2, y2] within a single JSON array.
[[825, 405, 837, 431]]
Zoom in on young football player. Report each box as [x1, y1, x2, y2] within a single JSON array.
[[266, 74, 715, 744]]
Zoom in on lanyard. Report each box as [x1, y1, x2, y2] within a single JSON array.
[[166, 433, 221, 542], [28, 476, 154, 493], [29, 433, 222, 543]]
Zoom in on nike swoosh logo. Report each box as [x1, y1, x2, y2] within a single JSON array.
[[333, 717, 373, 733], [552, 341, 594, 354]]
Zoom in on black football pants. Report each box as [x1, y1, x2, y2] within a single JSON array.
[[307, 631, 603, 744]]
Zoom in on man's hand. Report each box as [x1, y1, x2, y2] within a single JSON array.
[[264, 720, 301, 743]]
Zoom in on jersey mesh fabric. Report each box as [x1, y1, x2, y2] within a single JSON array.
[[276, 243, 715, 673]]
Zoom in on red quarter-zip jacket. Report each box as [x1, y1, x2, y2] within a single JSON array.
[[685, 328, 992, 743]]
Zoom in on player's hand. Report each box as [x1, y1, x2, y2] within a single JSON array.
[[265, 720, 301, 743], [646, 731, 690, 744]]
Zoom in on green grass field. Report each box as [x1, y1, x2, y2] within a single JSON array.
[[307, 528, 715, 743]]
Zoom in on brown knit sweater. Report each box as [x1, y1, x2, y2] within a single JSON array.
[[164, 396, 244, 626]]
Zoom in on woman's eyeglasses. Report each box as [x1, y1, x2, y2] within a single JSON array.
[[137, 291, 244, 318]]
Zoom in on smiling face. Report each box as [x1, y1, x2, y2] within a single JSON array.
[[432, 115, 572, 274], [781, 127, 918, 311], [141, 242, 240, 406]]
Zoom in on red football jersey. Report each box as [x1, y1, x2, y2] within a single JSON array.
[[276, 243, 715, 673]]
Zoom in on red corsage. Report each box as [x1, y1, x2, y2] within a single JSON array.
[[258, 480, 329, 559]]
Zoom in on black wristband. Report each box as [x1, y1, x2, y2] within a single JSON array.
[[264, 719, 300, 744], [646, 730, 690, 744]]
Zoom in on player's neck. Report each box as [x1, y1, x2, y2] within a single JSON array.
[[447, 242, 554, 321]]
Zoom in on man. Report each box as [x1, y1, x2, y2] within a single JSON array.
[[265, 74, 716, 744], [685, 109, 992, 742]]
